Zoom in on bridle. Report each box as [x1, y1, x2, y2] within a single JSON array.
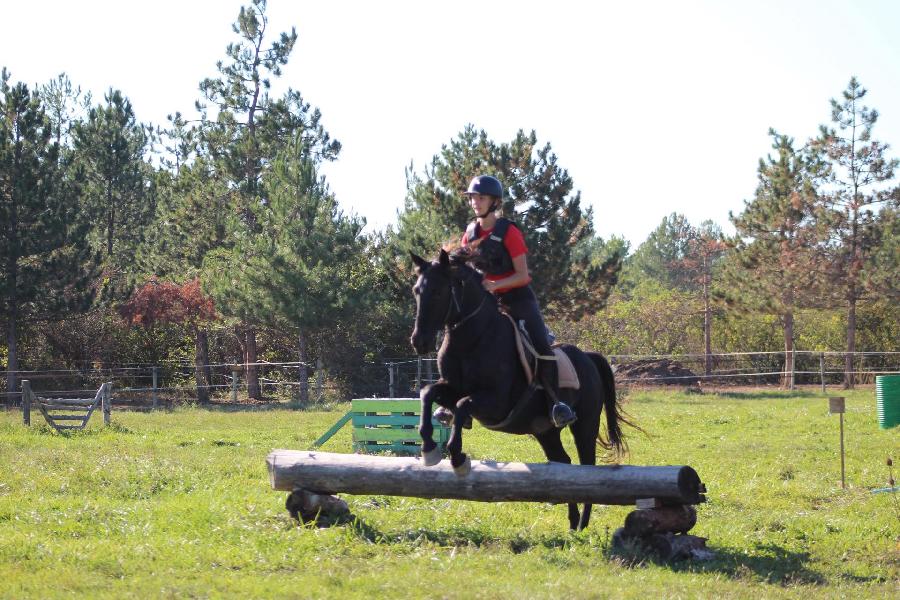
[[445, 268, 487, 332]]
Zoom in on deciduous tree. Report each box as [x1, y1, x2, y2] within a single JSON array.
[[120, 278, 217, 402]]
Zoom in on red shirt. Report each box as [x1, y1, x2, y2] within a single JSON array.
[[461, 222, 531, 293]]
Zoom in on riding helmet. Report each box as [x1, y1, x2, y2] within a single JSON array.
[[464, 175, 503, 199]]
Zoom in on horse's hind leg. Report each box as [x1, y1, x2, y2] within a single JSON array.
[[534, 429, 580, 531], [571, 413, 600, 531]]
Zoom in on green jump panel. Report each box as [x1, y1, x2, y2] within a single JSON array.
[[353, 415, 420, 428], [348, 398, 451, 456], [351, 398, 421, 413], [313, 399, 453, 455]]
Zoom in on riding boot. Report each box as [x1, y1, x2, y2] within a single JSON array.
[[539, 359, 576, 428]]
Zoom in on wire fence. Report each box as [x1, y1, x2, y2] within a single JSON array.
[[2, 351, 899, 408]]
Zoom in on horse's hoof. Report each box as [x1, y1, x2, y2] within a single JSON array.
[[452, 455, 471, 477], [421, 446, 442, 466]]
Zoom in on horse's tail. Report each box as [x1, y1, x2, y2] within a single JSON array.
[[586, 351, 638, 459]]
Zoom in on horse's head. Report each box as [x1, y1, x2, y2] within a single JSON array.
[[409, 248, 483, 354]]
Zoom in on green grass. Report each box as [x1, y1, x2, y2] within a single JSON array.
[[1, 389, 897, 599]]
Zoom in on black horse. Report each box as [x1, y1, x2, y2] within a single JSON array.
[[410, 249, 631, 531]]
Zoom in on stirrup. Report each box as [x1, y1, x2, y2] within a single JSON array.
[[433, 406, 453, 427], [433, 406, 472, 429]]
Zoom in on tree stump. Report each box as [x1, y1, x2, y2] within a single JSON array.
[[613, 503, 713, 561], [285, 489, 351, 526]]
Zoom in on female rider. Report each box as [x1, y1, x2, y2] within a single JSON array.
[[459, 174, 576, 428]]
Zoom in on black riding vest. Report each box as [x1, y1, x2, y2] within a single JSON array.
[[464, 217, 515, 276]]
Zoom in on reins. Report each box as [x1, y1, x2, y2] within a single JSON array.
[[445, 270, 489, 332]]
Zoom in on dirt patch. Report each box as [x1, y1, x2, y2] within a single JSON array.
[[612, 359, 699, 384]]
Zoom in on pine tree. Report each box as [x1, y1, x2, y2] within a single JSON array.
[[73, 89, 152, 274], [723, 130, 823, 387], [675, 222, 727, 376], [195, 0, 340, 399], [39, 72, 90, 148], [622, 214, 726, 375], [0, 70, 97, 394], [623, 213, 698, 292], [868, 203, 899, 301], [204, 138, 368, 403], [811, 78, 899, 387], [393, 125, 624, 321]]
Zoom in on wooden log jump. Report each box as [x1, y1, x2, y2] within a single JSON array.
[[268, 450, 712, 558], [267, 450, 706, 506]]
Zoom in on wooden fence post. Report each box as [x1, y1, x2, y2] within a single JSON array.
[[416, 357, 422, 391], [232, 368, 239, 403], [388, 363, 395, 398], [316, 358, 324, 402], [820, 353, 826, 393], [151, 366, 159, 411], [102, 382, 112, 425], [22, 380, 30, 426], [789, 349, 796, 390]]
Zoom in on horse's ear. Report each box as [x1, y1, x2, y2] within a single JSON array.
[[439, 248, 450, 268], [410, 252, 430, 274]]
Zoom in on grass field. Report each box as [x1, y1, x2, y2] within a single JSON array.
[[1, 388, 897, 599]]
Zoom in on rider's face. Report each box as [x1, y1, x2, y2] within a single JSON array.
[[468, 194, 493, 216]]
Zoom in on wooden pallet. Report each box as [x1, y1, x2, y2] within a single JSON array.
[[313, 398, 451, 456]]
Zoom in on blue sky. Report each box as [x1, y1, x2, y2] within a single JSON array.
[[3, 0, 899, 248]]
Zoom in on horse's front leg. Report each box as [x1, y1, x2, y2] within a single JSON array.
[[419, 381, 460, 466], [446, 394, 480, 476]]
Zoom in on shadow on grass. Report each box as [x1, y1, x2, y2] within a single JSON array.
[[24, 421, 135, 436], [320, 517, 575, 553], [611, 541, 886, 586]]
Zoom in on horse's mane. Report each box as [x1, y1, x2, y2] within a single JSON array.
[[446, 247, 485, 282]]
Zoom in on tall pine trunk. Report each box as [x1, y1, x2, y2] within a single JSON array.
[[844, 298, 857, 389], [297, 329, 309, 405], [199, 327, 212, 391], [5, 312, 16, 398], [5, 194, 18, 397], [703, 272, 712, 377], [106, 183, 114, 257], [783, 311, 794, 389], [193, 324, 209, 404]]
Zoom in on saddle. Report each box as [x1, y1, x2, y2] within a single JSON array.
[[503, 314, 580, 390]]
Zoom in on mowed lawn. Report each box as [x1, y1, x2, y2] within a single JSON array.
[[0, 388, 897, 599]]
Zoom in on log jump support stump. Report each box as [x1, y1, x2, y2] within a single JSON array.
[[268, 450, 711, 558], [612, 496, 712, 561]]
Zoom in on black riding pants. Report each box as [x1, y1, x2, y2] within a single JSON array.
[[496, 285, 557, 393], [496, 285, 552, 356]]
